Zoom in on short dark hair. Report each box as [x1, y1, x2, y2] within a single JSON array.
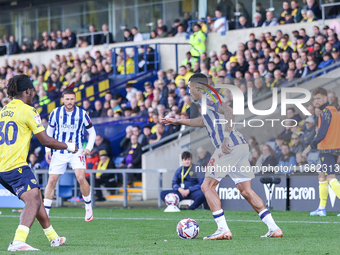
[[62, 89, 75, 97], [276, 135, 284, 140], [126, 83, 134, 88], [181, 151, 192, 160], [131, 108, 139, 114], [193, 23, 202, 29], [188, 73, 208, 85], [287, 107, 295, 113], [312, 87, 328, 96], [133, 125, 141, 130], [143, 125, 151, 130]]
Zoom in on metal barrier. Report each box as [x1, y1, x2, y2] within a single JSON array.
[[76, 31, 112, 49], [111, 42, 199, 78], [33, 168, 176, 209], [321, 2, 340, 23], [111, 43, 161, 78], [187, 16, 229, 36], [0, 43, 9, 57]]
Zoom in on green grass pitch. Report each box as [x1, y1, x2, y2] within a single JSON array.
[[0, 208, 339, 254]]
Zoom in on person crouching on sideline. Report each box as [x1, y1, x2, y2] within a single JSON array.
[[160, 151, 206, 210]]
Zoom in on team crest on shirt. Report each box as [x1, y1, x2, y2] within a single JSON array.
[[18, 168, 22, 174], [31, 179, 37, 184]]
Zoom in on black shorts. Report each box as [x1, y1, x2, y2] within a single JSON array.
[[0, 166, 39, 198], [320, 153, 339, 174]]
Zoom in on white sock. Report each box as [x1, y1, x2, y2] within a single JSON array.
[[259, 209, 279, 232], [212, 209, 229, 231], [43, 199, 53, 216], [318, 206, 325, 210], [82, 193, 92, 210]]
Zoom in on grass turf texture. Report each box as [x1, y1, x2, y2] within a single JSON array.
[[0, 208, 339, 254]]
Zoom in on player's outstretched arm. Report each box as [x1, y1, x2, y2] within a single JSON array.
[[35, 130, 78, 153], [160, 116, 204, 127]]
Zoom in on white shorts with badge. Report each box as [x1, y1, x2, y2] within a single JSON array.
[[205, 143, 255, 184], [49, 150, 86, 175]]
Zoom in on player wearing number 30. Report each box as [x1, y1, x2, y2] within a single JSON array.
[[43, 89, 96, 222], [0, 75, 78, 251]]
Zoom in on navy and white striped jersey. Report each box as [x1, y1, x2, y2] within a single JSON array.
[[48, 106, 93, 154], [196, 92, 247, 149]]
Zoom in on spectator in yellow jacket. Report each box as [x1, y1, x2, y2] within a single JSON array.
[[117, 55, 135, 74], [189, 24, 206, 58]]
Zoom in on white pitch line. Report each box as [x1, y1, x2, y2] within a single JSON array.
[[0, 215, 340, 224]]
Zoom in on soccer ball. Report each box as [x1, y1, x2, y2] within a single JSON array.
[[176, 218, 199, 239], [164, 193, 179, 206]]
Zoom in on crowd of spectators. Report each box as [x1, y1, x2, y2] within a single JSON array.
[[2, 0, 340, 200], [0, 48, 116, 107], [1, 0, 338, 57], [0, 25, 114, 56]]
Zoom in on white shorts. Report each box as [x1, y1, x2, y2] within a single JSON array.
[[205, 143, 255, 185], [49, 150, 86, 175]]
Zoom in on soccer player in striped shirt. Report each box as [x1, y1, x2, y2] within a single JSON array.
[[161, 73, 282, 240], [0, 75, 77, 251], [43, 89, 96, 222]]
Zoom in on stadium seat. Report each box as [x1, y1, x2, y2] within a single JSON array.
[[306, 151, 320, 165], [57, 173, 76, 200], [266, 141, 276, 151], [114, 156, 125, 166]]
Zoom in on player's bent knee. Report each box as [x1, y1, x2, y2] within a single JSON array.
[[240, 189, 252, 199], [201, 179, 217, 193], [76, 174, 86, 184], [75, 169, 86, 183]]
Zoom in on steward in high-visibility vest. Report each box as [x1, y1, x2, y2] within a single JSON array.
[[188, 24, 206, 58]]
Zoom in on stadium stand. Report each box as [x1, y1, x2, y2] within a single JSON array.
[[1, 0, 340, 203]]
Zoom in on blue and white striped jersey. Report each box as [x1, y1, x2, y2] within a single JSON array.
[[197, 92, 247, 149], [48, 106, 93, 154]]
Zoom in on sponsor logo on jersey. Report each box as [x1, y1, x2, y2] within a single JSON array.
[[31, 179, 37, 184], [60, 124, 78, 130], [18, 168, 22, 174]]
